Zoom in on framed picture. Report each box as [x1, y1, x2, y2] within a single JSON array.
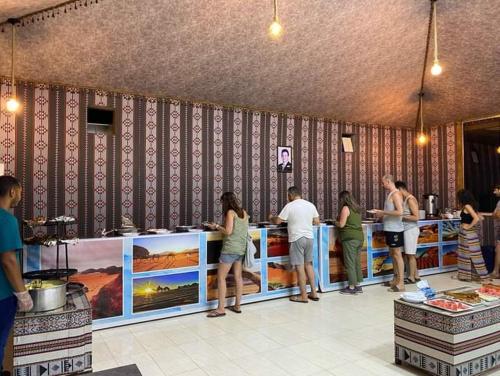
[[277, 146, 292, 173]]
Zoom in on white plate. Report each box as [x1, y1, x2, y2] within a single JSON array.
[[189, 229, 204, 233], [122, 232, 139, 237], [366, 209, 378, 214], [400, 292, 426, 303], [148, 229, 169, 234]]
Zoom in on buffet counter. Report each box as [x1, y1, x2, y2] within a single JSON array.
[[11, 291, 92, 375], [23, 219, 460, 329], [394, 288, 500, 375]]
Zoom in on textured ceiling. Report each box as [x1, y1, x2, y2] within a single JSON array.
[[0, 0, 498, 127]]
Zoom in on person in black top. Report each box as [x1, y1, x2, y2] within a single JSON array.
[[456, 189, 489, 281]]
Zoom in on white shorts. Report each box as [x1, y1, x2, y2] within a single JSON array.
[[403, 226, 420, 255]]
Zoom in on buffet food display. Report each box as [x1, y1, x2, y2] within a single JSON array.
[[20, 219, 460, 329]]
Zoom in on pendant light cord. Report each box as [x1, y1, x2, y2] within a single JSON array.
[[433, 2, 438, 62], [415, 0, 436, 129], [11, 23, 15, 97], [273, 0, 278, 21]]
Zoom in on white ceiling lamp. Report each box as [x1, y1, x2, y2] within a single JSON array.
[[416, 93, 429, 146], [430, 0, 442, 76], [269, 0, 283, 39], [5, 18, 20, 113]]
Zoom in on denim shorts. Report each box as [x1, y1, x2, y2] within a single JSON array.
[[219, 253, 244, 264]]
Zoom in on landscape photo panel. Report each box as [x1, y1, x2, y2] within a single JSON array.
[[206, 265, 262, 301], [206, 230, 261, 265], [133, 271, 199, 313], [133, 234, 199, 273], [328, 227, 368, 283], [267, 262, 297, 290], [372, 251, 394, 277], [42, 239, 123, 320], [267, 228, 289, 257], [442, 243, 458, 266], [415, 246, 439, 269]]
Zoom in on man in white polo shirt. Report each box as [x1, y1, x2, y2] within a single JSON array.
[[270, 186, 321, 303]]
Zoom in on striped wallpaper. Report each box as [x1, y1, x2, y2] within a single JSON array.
[[0, 79, 458, 238]]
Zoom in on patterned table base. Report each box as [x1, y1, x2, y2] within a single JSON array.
[[13, 352, 91, 376], [395, 344, 500, 376]]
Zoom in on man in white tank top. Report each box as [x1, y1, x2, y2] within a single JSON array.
[[373, 175, 405, 292]]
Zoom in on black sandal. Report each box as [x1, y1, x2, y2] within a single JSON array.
[[207, 311, 226, 318], [290, 296, 308, 303], [228, 306, 242, 314]]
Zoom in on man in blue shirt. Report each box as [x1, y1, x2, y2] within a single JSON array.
[[0, 176, 32, 375]]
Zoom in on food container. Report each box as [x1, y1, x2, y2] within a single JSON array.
[[26, 279, 67, 312], [423, 194, 439, 216], [175, 225, 196, 233]]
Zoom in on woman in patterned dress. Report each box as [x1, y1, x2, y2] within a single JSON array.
[[456, 190, 489, 281]]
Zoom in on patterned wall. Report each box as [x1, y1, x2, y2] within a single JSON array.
[[0, 79, 458, 238]]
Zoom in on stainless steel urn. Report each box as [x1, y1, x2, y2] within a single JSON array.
[[423, 194, 439, 216]]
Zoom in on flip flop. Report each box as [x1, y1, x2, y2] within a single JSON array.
[[382, 281, 394, 287], [289, 296, 308, 303], [307, 294, 320, 301], [404, 278, 416, 284], [228, 306, 242, 314], [207, 311, 226, 318], [387, 286, 404, 292]]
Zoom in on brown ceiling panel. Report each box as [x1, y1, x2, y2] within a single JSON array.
[[0, 0, 498, 127]]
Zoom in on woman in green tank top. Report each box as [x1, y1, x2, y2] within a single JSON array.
[[335, 191, 364, 295], [207, 192, 249, 317]]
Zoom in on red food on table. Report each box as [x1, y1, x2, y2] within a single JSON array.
[[426, 298, 471, 311]]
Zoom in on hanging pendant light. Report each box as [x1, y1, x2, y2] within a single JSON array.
[[5, 19, 20, 113], [269, 0, 283, 39], [416, 93, 429, 146], [430, 1, 442, 76]]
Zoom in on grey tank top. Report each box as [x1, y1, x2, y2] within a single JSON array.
[[383, 190, 404, 232], [402, 195, 418, 230]]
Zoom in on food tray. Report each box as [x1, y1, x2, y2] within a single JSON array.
[[443, 290, 483, 306], [424, 298, 473, 312]]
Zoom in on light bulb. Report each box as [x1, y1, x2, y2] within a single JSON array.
[[416, 133, 428, 146], [431, 60, 442, 76], [269, 19, 283, 38], [497, 145, 500, 154], [6, 97, 20, 113]]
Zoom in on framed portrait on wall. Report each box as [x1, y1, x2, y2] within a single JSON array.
[[277, 146, 292, 173]]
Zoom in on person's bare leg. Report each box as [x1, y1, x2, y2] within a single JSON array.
[[304, 262, 318, 298], [215, 263, 232, 313], [232, 261, 243, 309], [295, 264, 308, 300], [392, 248, 405, 290], [408, 255, 419, 281], [389, 248, 397, 286]]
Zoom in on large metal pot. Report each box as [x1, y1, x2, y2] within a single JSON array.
[[26, 279, 67, 312]]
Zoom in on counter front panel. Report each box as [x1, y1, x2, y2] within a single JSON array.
[[24, 220, 459, 329]]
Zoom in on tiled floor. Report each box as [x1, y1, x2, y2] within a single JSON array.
[[92, 272, 492, 376]]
